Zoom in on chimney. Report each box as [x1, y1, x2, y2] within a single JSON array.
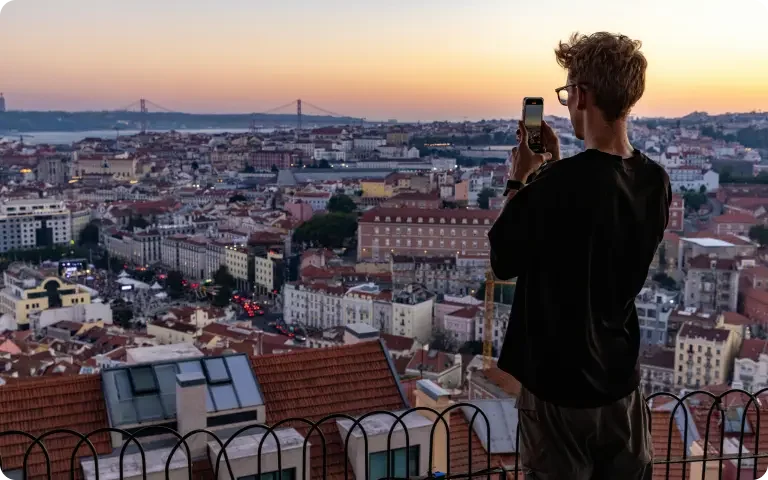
[[414, 379, 452, 473], [343, 323, 379, 345], [176, 372, 207, 458]]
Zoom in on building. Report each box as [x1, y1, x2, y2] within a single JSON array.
[[390, 284, 435, 343], [712, 212, 759, 236], [381, 192, 442, 209], [358, 207, 497, 261], [674, 322, 738, 388], [732, 338, 768, 392], [667, 194, 685, 231], [37, 155, 71, 185], [249, 150, 294, 170], [391, 255, 485, 297], [254, 250, 284, 295], [75, 154, 137, 180], [636, 287, 675, 345], [0, 198, 73, 252], [638, 348, 675, 395], [0, 263, 91, 330], [146, 318, 200, 344], [683, 256, 740, 313], [161, 235, 209, 280], [225, 244, 253, 292], [283, 282, 345, 329], [290, 192, 331, 211]]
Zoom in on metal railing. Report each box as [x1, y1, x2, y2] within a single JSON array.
[[1, 389, 768, 479]]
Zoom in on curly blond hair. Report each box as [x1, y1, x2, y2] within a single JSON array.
[[555, 32, 647, 121]]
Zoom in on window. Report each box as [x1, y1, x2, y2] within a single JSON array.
[[369, 447, 419, 480], [239, 468, 296, 480]]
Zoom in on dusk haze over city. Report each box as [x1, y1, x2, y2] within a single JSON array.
[[1, 0, 767, 120], [2, 2, 768, 480]]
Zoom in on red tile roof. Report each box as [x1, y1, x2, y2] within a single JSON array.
[[0, 375, 111, 479], [251, 340, 406, 480], [739, 338, 768, 361]]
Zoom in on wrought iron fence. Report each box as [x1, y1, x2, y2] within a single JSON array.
[[1, 389, 767, 480]]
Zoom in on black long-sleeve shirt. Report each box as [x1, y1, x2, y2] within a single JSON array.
[[489, 149, 671, 408]]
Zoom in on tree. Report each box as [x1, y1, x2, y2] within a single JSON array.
[[477, 188, 497, 210], [428, 328, 458, 353], [78, 221, 100, 246], [682, 191, 707, 212], [475, 282, 516, 305], [212, 285, 232, 307], [658, 243, 667, 269], [191, 161, 199, 171], [749, 225, 768, 247], [127, 215, 149, 231], [243, 166, 255, 173], [292, 212, 358, 249], [166, 271, 185, 299], [318, 159, 331, 169], [271, 164, 279, 173], [459, 340, 498, 357], [113, 308, 134, 329], [652, 272, 678, 290], [213, 265, 236, 288], [327, 194, 356, 214], [699, 185, 707, 194], [229, 193, 247, 203]]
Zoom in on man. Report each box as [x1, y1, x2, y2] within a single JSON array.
[[488, 32, 671, 479]]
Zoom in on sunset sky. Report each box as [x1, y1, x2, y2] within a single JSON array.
[[0, 0, 767, 121]]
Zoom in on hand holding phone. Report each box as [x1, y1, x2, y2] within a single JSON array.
[[522, 97, 544, 154]]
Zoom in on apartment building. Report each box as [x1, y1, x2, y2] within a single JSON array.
[[283, 282, 345, 329], [639, 348, 675, 395], [358, 207, 497, 261], [390, 254, 485, 296], [712, 212, 759, 236], [683, 256, 740, 313], [636, 287, 676, 345], [0, 263, 91, 330], [254, 251, 284, 295], [474, 303, 512, 354], [37, 155, 71, 185], [677, 236, 757, 271], [674, 323, 738, 389], [667, 167, 719, 193], [732, 338, 768, 393], [161, 235, 208, 280], [69, 205, 92, 242], [390, 284, 435, 343], [225, 245, 253, 292], [248, 150, 294, 171], [0, 198, 72, 252], [290, 192, 331, 211], [667, 194, 685, 231]]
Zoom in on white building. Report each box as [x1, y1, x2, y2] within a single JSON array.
[[283, 282, 345, 329], [390, 284, 435, 343], [667, 167, 720, 193], [0, 198, 72, 252], [353, 137, 386, 151], [732, 338, 768, 393], [636, 287, 676, 346]]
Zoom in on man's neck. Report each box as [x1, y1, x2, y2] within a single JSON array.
[[584, 118, 634, 158]]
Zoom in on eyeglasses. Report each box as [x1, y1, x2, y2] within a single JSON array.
[[555, 84, 577, 106]]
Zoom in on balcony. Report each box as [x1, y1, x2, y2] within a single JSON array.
[[3, 387, 768, 480]]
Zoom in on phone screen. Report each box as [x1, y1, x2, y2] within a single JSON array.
[[523, 99, 544, 151]]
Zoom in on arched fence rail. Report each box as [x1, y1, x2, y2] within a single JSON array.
[[2, 390, 768, 480]]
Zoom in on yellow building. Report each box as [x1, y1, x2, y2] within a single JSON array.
[[225, 245, 251, 292], [74, 153, 138, 180], [361, 179, 394, 198], [674, 322, 739, 389], [0, 263, 91, 330]]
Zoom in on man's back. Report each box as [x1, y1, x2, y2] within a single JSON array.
[[491, 148, 671, 408]]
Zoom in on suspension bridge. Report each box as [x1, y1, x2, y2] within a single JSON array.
[[116, 98, 365, 134]]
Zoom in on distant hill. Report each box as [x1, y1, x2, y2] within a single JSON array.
[[0, 110, 360, 133]]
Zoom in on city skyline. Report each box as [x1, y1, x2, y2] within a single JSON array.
[[1, 0, 768, 121]]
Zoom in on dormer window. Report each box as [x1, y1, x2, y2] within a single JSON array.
[[462, 219, 467, 224], [451, 219, 456, 224], [396, 217, 401, 222], [407, 217, 412, 223], [417, 218, 423, 223], [385, 217, 391, 222], [375, 216, 380, 221], [440, 218, 445, 224]]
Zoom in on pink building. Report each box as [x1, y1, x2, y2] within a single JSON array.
[[285, 202, 314, 222]]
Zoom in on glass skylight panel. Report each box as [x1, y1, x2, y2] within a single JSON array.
[[210, 383, 239, 411], [203, 357, 231, 384], [129, 366, 158, 395], [226, 354, 262, 407], [134, 394, 165, 422]]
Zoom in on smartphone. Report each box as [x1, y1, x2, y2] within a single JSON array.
[[522, 97, 544, 153]]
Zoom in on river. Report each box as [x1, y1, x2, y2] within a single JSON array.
[[0, 128, 276, 145]]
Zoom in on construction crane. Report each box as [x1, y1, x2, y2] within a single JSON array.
[[483, 270, 516, 370]]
